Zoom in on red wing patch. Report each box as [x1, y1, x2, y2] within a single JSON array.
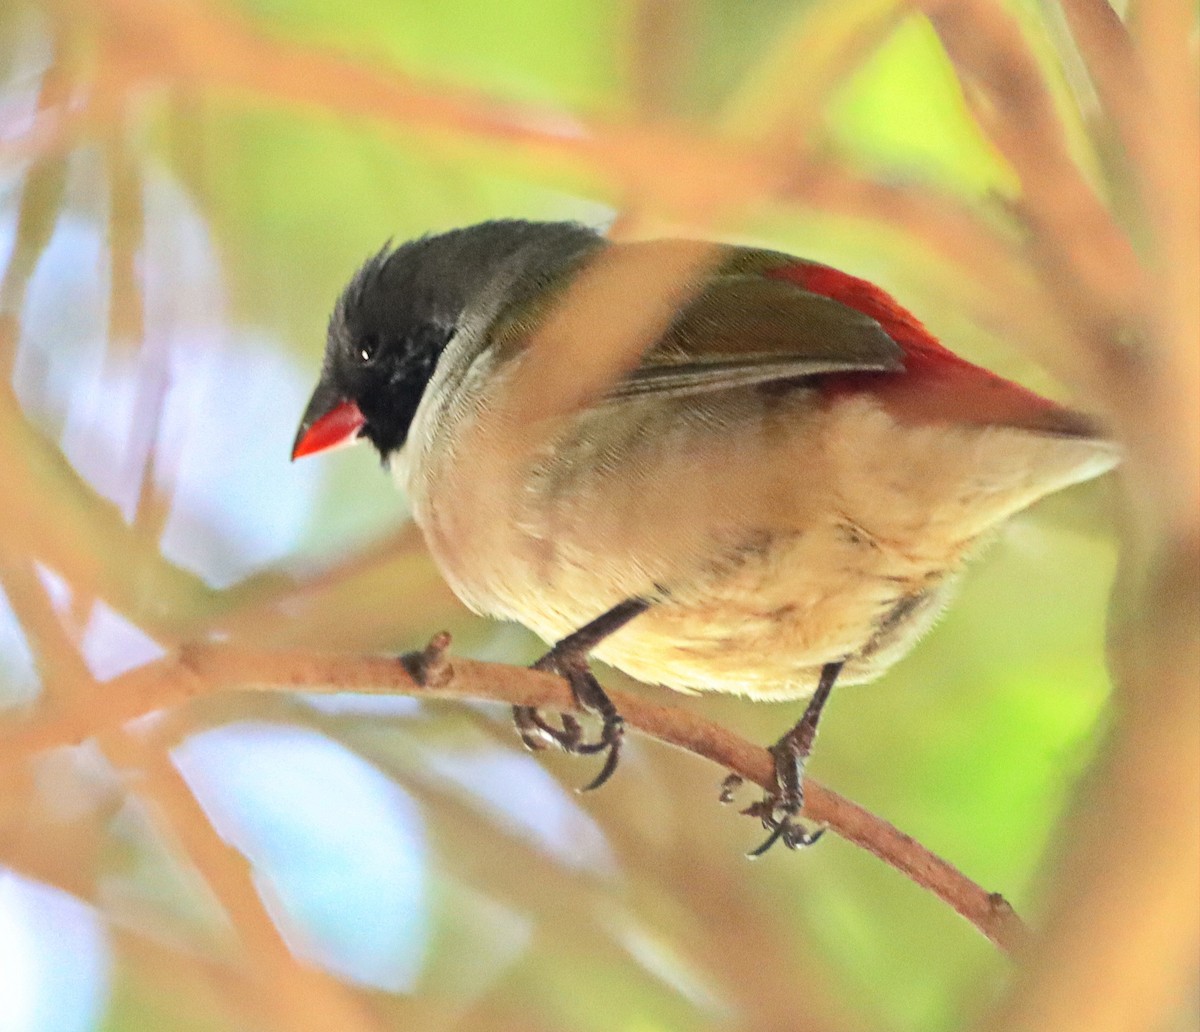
[[765, 260, 1089, 436]]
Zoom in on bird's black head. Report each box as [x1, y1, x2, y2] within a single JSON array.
[[292, 219, 602, 464]]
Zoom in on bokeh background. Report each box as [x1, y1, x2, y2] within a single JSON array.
[[0, 2, 1195, 1031]]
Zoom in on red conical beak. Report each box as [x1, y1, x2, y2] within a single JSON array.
[[291, 397, 367, 460]]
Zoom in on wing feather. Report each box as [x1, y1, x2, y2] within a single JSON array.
[[604, 258, 903, 403]]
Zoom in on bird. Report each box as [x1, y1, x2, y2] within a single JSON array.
[[292, 219, 1118, 853]]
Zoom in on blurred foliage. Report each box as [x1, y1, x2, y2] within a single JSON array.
[[0, 1, 1170, 1031]]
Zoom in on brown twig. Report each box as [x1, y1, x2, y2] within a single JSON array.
[[101, 727, 389, 1032], [0, 381, 224, 639], [65, 0, 1059, 327], [922, 0, 1146, 362], [0, 639, 1030, 955], [1057, 0, 1146, 156], [0, 552, 95, 707]]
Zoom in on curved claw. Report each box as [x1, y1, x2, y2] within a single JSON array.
[[746, 814, 826, 857], [513, 705, 551, 750], [579, 730, 622, 793], [572, 713, 623, 756], [736, 765, 818, 857], [747, 821, 789, 858], [513, 705, 580, 751], [719, 773, 744, 805], [511, 661, 625, 791], [790, 825, 826, 849]]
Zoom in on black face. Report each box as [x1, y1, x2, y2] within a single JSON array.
[[335, 318, 455, 459], [359, 324, 453, 456], [306, 241, 462, 462]]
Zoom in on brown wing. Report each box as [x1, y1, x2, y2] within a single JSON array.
[[605, 254, 903, 403]]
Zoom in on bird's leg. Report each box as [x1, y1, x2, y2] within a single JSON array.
[[513, 597, 651, 792], [744, 660, 844, 856]]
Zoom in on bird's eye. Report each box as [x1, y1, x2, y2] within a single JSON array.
[[357, 335, 379, 364]]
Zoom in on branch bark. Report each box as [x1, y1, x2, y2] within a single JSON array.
[[0, 638, 1030, 956]]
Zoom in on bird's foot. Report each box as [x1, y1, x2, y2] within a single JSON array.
[[513, 649, 623, 792], [742, 736, 826, 856], [720, 749, 825, 856], [724, 659, 845, 856], [510, 598, 650, 792], [516, 652, 628, 792]]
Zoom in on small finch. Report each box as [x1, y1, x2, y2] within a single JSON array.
[[294, 220, 1117, 851]]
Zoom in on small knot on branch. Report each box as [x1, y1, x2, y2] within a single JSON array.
[[402, 631, 454, 688], [986, 890, 1031, 954]]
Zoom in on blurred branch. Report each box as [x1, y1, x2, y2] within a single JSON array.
[[1129, 0, 1200, 533], [177, 689, 877, 1032], [101, 726, 392, 1032], [1, 639, 1030, 956], [0, 750, 120, 900], [0, 379, 225, 637], [106, 129, 145, 350], [505, 238, 718, 433], [776, 158, 1075, 356], [624, 0, 695, 121], [541, 735, 885, 1032], [58, 0, 1072, 351], [210, 523, 443, 644], [719, 0, 902, 150], [136, 682, 883, 1032], [981, 539, 1200, 1032], [3, 1, 1193, 1026], [922, 0, 1145, 370], [0, 551, 95, 707], [1057, 0, 1145, 155], [0, 161, 66, 377], [109, 924, 276, 1032], [113, 921, 512, 1032], [0, 59, 69, 364], [0, 353, 453, 651], [905, 3, 1200, 1032]]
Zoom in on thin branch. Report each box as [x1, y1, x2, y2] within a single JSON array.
[[69, 0, 1066, 335], [718, 0, 905, 152], [101, 726, 390, 1032], [0, 552, 96, 707], [0, 378, 239, 640], [0, 639, 1030, 955], [922, 0, 1146, 361], [1057, 0, 1147, 156]]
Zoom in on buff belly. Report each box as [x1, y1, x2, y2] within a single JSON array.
[[588, 526, 961, 700]]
